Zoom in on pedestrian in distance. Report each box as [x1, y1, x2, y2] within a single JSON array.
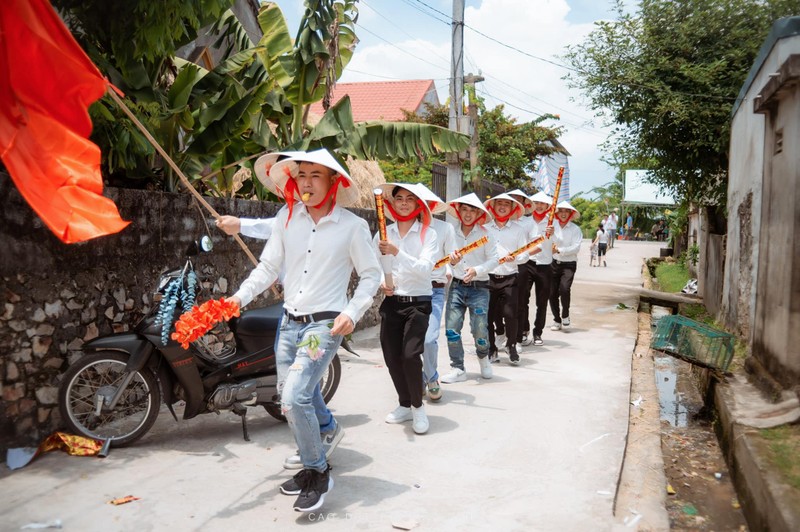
[[413, 184, 456, 403], [589, 241, 598, 267], [484, 192, 530, 365], [516, 191, 555, 347], [229, 149, 381, 513], [373, 183, 436, 435], [605, 210, 618, 248], [440, 193, 499, 383], [550, 201, 582, 331], [594, 223, 609, 267]]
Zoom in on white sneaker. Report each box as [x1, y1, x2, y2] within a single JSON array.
[[550, 322, 562, 331], [521, 334, 533, 346], [411, 405, 429, 434], [496, 333, 508, 352], [385, 406, 412, 424], [562, 317, 571, 327], [283, 424, 345, 469], [478, 356, 493, 379], [441, 368, 467, 383]]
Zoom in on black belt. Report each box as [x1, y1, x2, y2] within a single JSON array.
[[453, 278, 488, 288], [285, 310, 339, 323], [554, 260, 577, 266], [432, 281, 446, 288], [388, 295, 432, 303], [489, 273, 517, 281]]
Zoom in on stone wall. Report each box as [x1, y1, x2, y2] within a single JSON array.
[[0, 174, 381, 453]]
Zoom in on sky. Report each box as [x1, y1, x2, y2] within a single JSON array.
[[273, 0, 626, 196]]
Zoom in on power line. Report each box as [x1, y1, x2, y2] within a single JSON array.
[[357, 23, 450, 74]]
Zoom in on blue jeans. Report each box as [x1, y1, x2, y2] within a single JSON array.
[[276, 315, 342, 472], [422, 287, 445, 384], [445, 281, 490, 370], [274, 310, 334, 434]]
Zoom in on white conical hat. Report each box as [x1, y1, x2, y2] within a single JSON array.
[[556, 200, 581, 221], [484, 193, 524, 221], [506, 188, 534, 215], [529, 191, 553, 205], [253, 150, 306, 197], [376, 183, 431, 222], [268, 149, 359, 208], [412, 183, 448, 215], [444, 192, 490, 223]]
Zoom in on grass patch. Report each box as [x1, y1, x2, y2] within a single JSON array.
[[681, 303, 715, 325], [760, 425, 800, 490], [654, 262, 690, 293]]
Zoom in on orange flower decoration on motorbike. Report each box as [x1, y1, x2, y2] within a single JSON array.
[[171, 298, 240, 349]]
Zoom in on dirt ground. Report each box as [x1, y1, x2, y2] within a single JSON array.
[[656, 355, 748, 531]]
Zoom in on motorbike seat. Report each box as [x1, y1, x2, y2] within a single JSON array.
[[229, 303, 284, 336]]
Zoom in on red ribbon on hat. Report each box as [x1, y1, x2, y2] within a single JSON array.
[[531, 210, 547, 223], [282, 171, 350, 226], [452, 204, 487, 227], [385, 199, 431, 241], [558, 211, 578, 227], [487, 204, 520, 224]]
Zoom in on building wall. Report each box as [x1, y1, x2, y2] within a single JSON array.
[[0, 175, 381, 453]]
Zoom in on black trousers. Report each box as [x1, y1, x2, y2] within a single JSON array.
[[517, 261, 552, 340], [488, 273, 518, 352], [379, 297, 432, 408], [549, 261, 577, 323]]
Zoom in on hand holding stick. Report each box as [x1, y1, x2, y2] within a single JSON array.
[[434, 236, 489, 269], [546, 166, 565, 227], [374, 188, 394, 289], [499, 236, 546, 264]]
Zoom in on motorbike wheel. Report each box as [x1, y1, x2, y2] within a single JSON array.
[[263, 353, 343, 422], [58, 351, 161, 446]]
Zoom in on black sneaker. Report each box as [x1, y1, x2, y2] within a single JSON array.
[[280, 468, 314, 496], [293, 466, 333, 513], [508, 343, 519, 364], [533, 335, 543, 346]]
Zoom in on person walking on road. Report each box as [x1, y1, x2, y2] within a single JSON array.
[[440, 193, 499, 383], [229, 149, 381, 513], [413, 184, 455, 403], [550, 201, 582, 331], [374, 183, 436, 435], [605, 210, 618, 248], [595, 223, 609, 267]]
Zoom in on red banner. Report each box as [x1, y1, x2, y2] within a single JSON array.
[[0, 0, 129, 243]]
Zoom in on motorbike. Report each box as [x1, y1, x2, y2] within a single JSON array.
[[58, 237, 343, 446]]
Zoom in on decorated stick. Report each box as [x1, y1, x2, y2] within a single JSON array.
[[374, 188, 394, 289], [499, 235, 546, 264], [434, 236, 489, 269], [546, 166, 565, 226]]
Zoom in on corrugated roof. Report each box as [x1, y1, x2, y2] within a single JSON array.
[[309, 80, 438, 122]]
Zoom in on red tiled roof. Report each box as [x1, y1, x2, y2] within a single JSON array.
[[308, 80, 438, 122]]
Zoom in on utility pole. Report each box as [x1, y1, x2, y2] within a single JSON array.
[[446, 0, 465, 203], [464, 72, 484, 193]]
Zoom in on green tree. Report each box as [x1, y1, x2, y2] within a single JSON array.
[[564, 0, 798, 205]]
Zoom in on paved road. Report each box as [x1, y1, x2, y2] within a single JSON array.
[[1, 240, 664, 531]]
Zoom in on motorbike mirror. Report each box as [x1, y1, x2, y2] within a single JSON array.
[[200, 235, 214, 253]]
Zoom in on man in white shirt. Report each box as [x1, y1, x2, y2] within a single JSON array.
[[484, 193, 531, 364], [413, 184, 456, 403], [550, 201, 583, 331], [216, 215, 274, 239], [605, 210, 618, 248], [229, 149, 381, 513], [440, 193, 499, 383], [374, 184, 436, 434]]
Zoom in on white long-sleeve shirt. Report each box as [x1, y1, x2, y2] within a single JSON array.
[[528, 215, 553, 265], [450, 223, 499, 282], [373, 221, 436, 296], [553, 222, 583, 263], [233, 204, 381, 324], [430, 218, 456, 284], [486, 220, 528, 275], [240, 217, 275, 240]]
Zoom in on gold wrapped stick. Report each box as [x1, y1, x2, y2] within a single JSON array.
[[499, 235, 546, 264], [434, 236, 489, 269], [546, 166, 565, 226], [373, 188, 388, 242]]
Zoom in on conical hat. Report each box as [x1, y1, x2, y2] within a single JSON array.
[[484, 193, 524, 221], [413, 183, 448, 214], [253, 150, 306, 197], [506, 188, 534, 215], [268, 149, 359, 208], [556, 200, 581, 221], [444, 192, 490, 223], [376, 183, 431, 222], [529, 191, 553, 205]]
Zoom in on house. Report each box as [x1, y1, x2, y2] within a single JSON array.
[[308, 79, 440, 121]]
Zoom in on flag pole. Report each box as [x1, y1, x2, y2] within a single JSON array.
[[106, 88, 281, 297]]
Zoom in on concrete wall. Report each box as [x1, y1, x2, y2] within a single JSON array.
[[751, 52, 800, 388], [0, 174, 381, 452]]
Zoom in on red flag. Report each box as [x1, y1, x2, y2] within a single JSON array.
[[0, 0, 129, 243]]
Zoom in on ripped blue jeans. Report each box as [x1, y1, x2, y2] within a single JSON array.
[[445, 281, 490, 370], [276, 315, 342, 472]]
